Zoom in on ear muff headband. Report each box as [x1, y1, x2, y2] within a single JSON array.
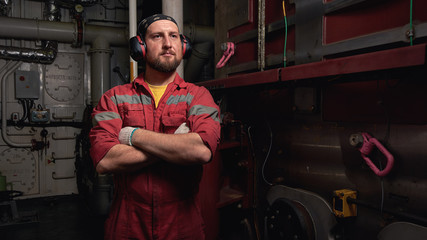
[[137, 35, 146, 59], [180, 34, 192, 59]]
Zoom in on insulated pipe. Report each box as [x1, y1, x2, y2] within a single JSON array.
[[129, 0, 138, 81], [0, 38, 57, 64], [163, 0, 184, 77]]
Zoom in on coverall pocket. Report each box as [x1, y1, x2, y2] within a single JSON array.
[[161, 114, 186, 134], [120, 105, 145, 128]]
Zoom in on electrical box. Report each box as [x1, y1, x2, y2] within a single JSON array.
[[333, 189, 357, 218], [15, 70, 40, 99]]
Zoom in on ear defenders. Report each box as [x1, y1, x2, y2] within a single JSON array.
[[129, 34, 192, 62]]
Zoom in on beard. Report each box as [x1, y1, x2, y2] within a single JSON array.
[[146, 54, 181, 73]]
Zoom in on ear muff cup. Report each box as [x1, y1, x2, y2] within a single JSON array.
[[129, 34, 192, 62], [129, 35, 146, 61]]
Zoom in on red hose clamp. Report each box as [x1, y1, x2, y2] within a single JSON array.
[[359, 132, 394, 177], [216, 42, 235, 69]]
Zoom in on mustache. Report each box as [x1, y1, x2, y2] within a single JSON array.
[[160, 49, 176, 55]]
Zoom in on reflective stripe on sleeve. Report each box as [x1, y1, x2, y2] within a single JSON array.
[[92, 112, 121, 126], [189, 105, 220, 122]]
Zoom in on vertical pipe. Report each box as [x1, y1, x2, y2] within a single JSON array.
[[163, 0, 184, 78], [129, 0, 138, 81], [89, 37, 112, 106]]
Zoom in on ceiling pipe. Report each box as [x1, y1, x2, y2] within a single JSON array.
[[0, 0, 60, 64], [0, 16, 128, 46], [1, 0, 63, 147], [0, 15, 128, 106]]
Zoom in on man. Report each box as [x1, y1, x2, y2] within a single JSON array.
[[89, 14, 221, 240]]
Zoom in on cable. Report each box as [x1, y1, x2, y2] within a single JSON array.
[[376, 79, 391, 213], [261, 122, 274, 186], [247, 126, 261, 240], [282, 0, 288, 67], [248, 122, 274, 186], [18, 99, 27, 121]]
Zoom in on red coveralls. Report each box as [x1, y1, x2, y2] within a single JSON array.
[[89, 73, 221, 240]]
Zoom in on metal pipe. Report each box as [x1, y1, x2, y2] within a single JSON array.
[[184, 42, 213, 82], [163, 0, 184, 77], [0, 16, 128, 46], [0, 17, 75, 42], [347, 197, 427, 226], [257, 0, 266, 70], [84, 24, 128, 46], [183, 23, 215, 44], [182, 24, 215, 83], [129, 0, 138, 81], [88, 37, 112, 106], [0, 15, 127, 106], [0, 0, 60, 64]]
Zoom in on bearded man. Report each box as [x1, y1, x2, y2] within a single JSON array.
[[89, 14, 221, 240]]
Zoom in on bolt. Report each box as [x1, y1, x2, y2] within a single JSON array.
[[349, 133, 363, 147]]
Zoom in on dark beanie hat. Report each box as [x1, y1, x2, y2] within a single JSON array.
[[138, 14, 178, 37]]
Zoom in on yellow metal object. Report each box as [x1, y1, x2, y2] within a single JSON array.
[[333, 189, 357, 218], [130, 60, 138, 82]]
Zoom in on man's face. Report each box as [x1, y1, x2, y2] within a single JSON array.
[[145, 20, 182, 73]]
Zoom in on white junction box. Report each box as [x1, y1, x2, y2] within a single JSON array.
[[15, 70, 40, 99]]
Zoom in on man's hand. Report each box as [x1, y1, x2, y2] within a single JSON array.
[[127, 122, 210, 165], [119, 126, 139, 145], [174, 122, 190, 134]]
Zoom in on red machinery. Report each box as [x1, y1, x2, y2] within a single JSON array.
[[200, 0, 427, 239]]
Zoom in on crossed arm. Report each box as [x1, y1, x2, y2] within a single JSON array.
[[95, 127, 211, 174]]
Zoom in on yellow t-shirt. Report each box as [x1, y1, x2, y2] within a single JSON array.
[[147, 82, 168, 108]]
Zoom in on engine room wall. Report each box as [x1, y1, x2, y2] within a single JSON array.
[[0, 0, 129, 199]]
